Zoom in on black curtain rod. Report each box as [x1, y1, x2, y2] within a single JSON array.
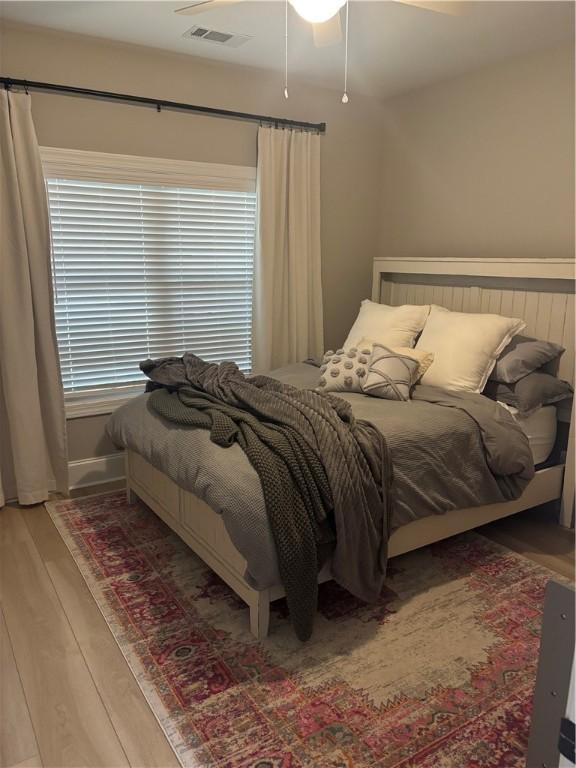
[[0, 76, 326, 134]]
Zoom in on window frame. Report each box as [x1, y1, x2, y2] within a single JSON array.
[[41, 147, 257, 419]]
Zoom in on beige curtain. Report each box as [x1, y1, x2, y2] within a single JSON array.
[[0, 90, 68, 506], [252, 126, 324, 372]]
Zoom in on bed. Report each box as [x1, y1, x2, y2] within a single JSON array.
[[111, 257, 575, 639]]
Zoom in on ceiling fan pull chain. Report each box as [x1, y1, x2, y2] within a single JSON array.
[[284, 0, 289, 99], [342, 0, 349, 103]]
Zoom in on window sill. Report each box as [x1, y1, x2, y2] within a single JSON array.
[[65, 388, 145, 419]]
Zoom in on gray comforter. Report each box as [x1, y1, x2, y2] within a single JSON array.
[[140, 353, 392, 640], [107, 362, 534, 590]]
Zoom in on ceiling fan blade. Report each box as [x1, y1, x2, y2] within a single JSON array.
[[312, 13, 343, 47], [175, 0, 241, 16], [393, 0, 465, 15]]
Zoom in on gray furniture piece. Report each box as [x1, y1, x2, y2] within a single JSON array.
[[527, 580, 575, 768]]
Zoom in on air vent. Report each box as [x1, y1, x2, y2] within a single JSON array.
[[204, 30, 234, 43], [183, 25, 252, 48], [190, 26, 210, 37]]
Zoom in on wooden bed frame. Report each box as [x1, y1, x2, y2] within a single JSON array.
[[125, 257, 575, 640]]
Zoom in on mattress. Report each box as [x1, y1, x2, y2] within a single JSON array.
[[108, 363, 533, 590], [498, 403, 557, 465]]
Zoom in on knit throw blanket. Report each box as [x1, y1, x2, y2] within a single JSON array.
[[141, 353, 393, 641]]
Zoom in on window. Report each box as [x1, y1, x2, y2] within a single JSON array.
[[42, 148, 256, 415]]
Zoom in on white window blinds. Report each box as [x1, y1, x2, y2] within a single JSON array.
[[43, 152, 256, 399]]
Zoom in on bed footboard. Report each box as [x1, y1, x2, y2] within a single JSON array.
[[125, 449, 565, 640], [125, 450, 272, 640]]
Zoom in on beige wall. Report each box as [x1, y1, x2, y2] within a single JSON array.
[[379, 44, 575, 261], [1, 22, 386, 464], [1, 22, 573, 476]]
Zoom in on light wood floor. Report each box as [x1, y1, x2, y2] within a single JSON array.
[[1, 490, 574, 768]]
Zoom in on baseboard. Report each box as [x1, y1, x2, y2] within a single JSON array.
[[68, 452, 125, 489]]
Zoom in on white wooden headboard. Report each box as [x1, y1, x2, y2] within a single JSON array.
[[372, 257, 575, 385]]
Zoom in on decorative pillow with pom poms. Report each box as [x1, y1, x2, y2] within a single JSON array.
[[317, 344, 373, 393]]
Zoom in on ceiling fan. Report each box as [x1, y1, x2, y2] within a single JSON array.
[[175, 0, 463, 48]]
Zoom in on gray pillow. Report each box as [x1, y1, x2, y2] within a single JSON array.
[[484, 371, 573, 413], [490, 335, 564, 384], [363, 344, 419, 401]]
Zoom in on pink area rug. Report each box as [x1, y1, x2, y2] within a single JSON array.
[[46, 491, 557, 767]]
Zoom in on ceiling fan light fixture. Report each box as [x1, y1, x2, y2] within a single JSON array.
[[289, 0, 346, 24]]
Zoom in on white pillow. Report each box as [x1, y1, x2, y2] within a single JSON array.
[[344, 300, 430, 349], [416, 305, 526, 393]]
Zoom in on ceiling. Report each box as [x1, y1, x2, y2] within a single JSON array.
[[0, 1, 573, 99]]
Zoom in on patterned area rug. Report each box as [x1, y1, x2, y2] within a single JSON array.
[[46, 492, 557, 767]]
